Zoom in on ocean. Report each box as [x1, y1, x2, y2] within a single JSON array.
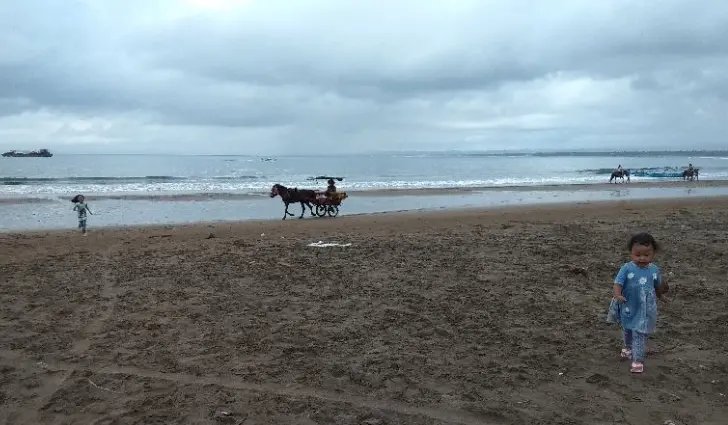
[[2, 151, 728, 230], [2, 151, 728, 197]]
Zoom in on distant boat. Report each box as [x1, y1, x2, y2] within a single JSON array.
[[2, 149, 53, 158], [307, 176, 345, 181]]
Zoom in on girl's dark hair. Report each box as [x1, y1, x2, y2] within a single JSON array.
[[628, 233, 659, 251], [71, 194, 83, 203]]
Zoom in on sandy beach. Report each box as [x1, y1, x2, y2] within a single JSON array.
[[1, 197, 727, 424]]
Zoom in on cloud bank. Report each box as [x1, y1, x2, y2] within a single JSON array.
[[1, 0, 727, 154]]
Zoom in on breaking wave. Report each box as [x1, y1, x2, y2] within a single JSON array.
[[0, 175, 264, 185]]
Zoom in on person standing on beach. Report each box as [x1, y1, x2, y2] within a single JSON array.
[[71, 194, 93, 235], [608, 233, 668, 373]]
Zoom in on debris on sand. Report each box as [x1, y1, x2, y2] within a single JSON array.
[[561, 265, 588, 276], [308, 241, 352, 247]]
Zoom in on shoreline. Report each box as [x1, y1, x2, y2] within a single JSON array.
[[1, 178, 725, 204], [5, 195, 727, 236]]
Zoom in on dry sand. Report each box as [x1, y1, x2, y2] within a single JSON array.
[[1, 197, 727, 424]]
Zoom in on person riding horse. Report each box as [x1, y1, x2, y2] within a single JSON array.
[[609, 165, 630, 183], [683, 163, 699, 181]]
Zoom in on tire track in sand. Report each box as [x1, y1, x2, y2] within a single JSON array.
[[70, 244, 121, 356], [95, 364, 499, 425], [13, 243, 121, 424], [0, 354, 499, 425], [3, 242, 499, 425]]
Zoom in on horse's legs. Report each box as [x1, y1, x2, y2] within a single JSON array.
[[298, 201, 314, 218], [283, 202, 293, 220]]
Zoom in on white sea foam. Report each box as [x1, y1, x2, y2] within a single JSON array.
[[2, 153, 728, 197]]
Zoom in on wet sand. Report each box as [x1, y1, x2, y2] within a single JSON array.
[[1, 197, 728, 424], [352, 179, 728, 197]]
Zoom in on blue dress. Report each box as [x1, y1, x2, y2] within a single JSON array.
[[612, 262, 662, 334]]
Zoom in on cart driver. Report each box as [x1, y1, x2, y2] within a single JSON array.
[[325, 179, 337, 197]]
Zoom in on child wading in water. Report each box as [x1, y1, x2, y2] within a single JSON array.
[[608, 233, 668, 373], [71, 194, 93, 235]]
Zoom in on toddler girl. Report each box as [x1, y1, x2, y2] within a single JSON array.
[[607, 233, 668, 373]]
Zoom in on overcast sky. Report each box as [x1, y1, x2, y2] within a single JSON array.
[[1, 0, 727, 155]]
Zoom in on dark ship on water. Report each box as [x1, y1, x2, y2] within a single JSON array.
[[2, 149, 53, 158]]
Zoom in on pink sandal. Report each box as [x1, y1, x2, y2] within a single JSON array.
[[630, 362, 644, 373], [620, 348, 632, 360]]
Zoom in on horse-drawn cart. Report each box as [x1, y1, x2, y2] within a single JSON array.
[[269, 176, 349, 220], [313, 191, 348, 217]]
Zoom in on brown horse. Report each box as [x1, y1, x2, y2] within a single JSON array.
[[270, 184, 317, 220], [682, 168, 699, 181]]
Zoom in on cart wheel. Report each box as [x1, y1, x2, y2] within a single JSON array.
[[326, 206, 339, 217], [315, 205, 327, 217]]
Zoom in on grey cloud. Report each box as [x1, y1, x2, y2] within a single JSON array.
[[2, 0, 728, 153], [133, 1, 728, 94]]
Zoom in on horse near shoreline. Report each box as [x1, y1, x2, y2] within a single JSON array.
[[269, 184, 317, 220], [609, 169, 631, 184], [683, 168, 699, 181]]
